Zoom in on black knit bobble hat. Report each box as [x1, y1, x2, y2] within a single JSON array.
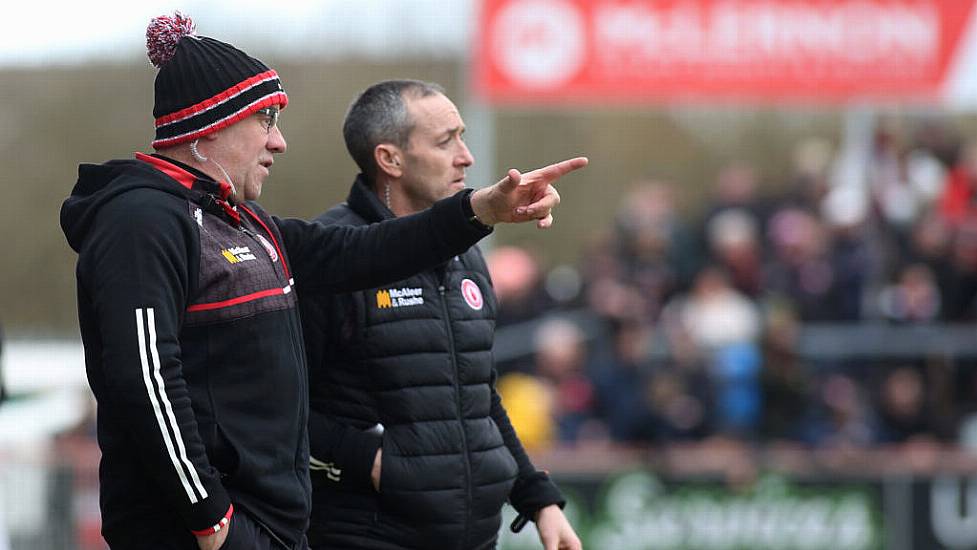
[[146, 12, 288, 149]]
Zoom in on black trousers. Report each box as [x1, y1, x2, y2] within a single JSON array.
[[222, 511, 307, 550], [106, 509, 308, 550]]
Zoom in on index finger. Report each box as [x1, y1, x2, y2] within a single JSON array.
[[523, 157, 589, 185]]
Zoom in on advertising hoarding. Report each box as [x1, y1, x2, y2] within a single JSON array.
[[475, 0, 977, 106]]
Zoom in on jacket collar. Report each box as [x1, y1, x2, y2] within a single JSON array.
[[346, 174, 395, 223], [136, 152, 234, 201]]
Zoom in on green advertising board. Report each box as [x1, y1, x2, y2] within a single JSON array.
[[499, 471, 882, 550]]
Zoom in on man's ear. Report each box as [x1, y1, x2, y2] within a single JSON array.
[[375, 144, 403, 178]]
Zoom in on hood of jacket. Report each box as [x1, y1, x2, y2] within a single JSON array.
[[61, 155, 212, 252]]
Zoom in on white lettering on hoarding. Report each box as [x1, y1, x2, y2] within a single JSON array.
[[478, 0, 973, 103], [587, 472, 876, 549], [591, 2, 939, 79], [932, 476, 977, 548]]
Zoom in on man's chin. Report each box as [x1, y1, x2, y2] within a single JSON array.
[[242, 182, 263, 201]]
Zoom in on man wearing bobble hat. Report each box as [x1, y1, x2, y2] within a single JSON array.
[[60, 13, 586, 550]]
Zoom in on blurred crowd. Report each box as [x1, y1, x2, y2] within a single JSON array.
[[490, 116, 977, 455]]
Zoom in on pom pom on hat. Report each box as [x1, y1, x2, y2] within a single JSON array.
[[147, 12, 196, 68]]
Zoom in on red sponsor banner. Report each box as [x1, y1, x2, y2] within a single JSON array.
[[474, 0, 977, 104]]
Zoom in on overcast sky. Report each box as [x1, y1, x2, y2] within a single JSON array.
[[3, 0, 474, 66]]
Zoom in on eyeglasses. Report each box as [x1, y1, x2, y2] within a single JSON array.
[[256, 107, 280, 133]]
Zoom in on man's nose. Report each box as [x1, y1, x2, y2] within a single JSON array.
[[457, 142, 474, 166], [268, 126, 287, 153]]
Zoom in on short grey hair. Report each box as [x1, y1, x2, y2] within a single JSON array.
[[343, 79, 445, 180]]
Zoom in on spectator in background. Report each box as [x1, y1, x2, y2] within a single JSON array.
[[662, 266, 761, 438], [874, 366, 942, 444], [580, 229, 624, 287], [613, 180, 698, 318], [586, 278, 649, 331], [487, 245, 561, 375], [495, 371, 555, 453], [533, 318, 604, 444], [578, 231, 629, 326], [820, 185, 873, 321], [877, 264, 941, 323], [808, 373, 877, 448], [905, 213, 953, 308], [939, 139, 977, 227], [487, 245, 554, 327], [904, 128, 948, 209], [590, 320, 658, 443], [706, 209, 763, 298], [765, 207, 846, 320], [866, 118, 925, 238], [704, 161, 767, 220], [700, 161, 771, 252], [863, 119, 947, 285], [667, 266, 761, 352], [942, 217, 977, 321], [710, 343, 763, 438], [783, 137, 834, 214], [647, 317, 715, 442], [582, 198, 654, 326], [759, 305, 814, 442], [579, 180, 699, 330], [645, 366, 713, 442], [911, 116, 961, 171]]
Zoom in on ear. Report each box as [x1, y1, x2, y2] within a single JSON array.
[[201, 130, 221, 142], [375, 144, 403, 178]]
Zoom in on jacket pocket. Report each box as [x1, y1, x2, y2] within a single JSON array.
[[377, 455, 467, 525], [377, 433, 389, 495], [201, 422, 241, 481]]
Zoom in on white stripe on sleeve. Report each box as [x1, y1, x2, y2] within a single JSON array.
[[146, 308, 209, 501], [136, 308, 203, 504]]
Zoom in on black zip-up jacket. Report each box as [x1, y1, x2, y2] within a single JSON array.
[[300, 177, 564, 550], [59, 155, 491, 549]]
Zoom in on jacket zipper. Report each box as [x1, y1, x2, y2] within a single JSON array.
[[239, 222, 312, 515], [239, 224, 289, 287], [439, 283, 472, 549], [239, 226, 265, 257]]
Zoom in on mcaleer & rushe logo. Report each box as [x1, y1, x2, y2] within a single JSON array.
[[221, 246, 256, 264], [376, 287, 424, 309]]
